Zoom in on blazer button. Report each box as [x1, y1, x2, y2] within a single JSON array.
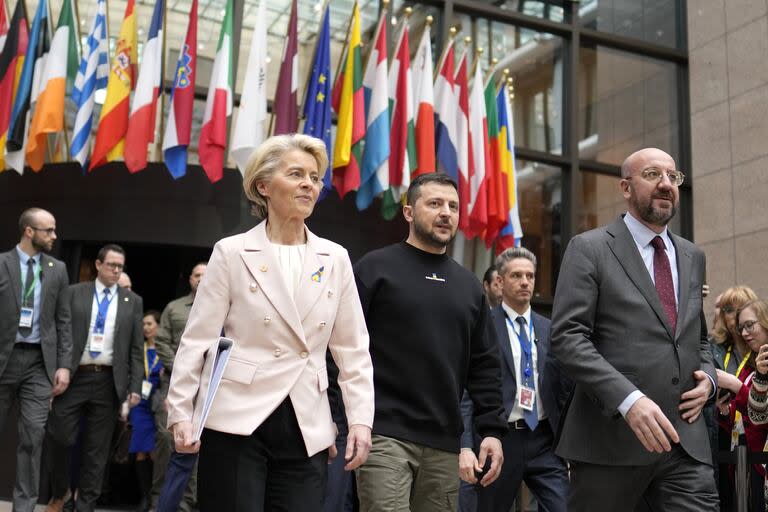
[[319, 321, 327, 328], [300, 351, 309, 358], [671, 377, 679, 385], [249, 283, 258, 292], [327, 290, 333, 298], [274, 348, 282, 357], [264, 316, 271, 325]]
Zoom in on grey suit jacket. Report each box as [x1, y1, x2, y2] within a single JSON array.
[[65, 281, 144, 400], [550, 216, 715, 466], [0, 249, 71, 383]]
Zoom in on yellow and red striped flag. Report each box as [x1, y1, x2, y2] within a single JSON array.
[[89, 0, 137, 171]]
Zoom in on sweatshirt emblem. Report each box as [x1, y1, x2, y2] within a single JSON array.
[[425, 273, 446, 282]]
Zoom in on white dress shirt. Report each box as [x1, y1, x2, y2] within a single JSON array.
[[80, 280, 119, 366], [271, 243, 306, 300], [501, 302, 546, 423]]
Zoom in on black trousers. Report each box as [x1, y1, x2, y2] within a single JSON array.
[[568, 445, 719, 512], [198, 397, 328, 512]]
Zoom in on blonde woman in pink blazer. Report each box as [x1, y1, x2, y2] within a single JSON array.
[[166, 134, 374, 511]]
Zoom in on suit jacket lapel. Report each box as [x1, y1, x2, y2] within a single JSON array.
[[532, 313, 548, 387], [5, 250, 22, 310], [38, 254, 54, 314], [77, 282, 96, 360], [240, 222, 306, 344], [494, 307, 517, 382], [113, 286, 127, 343], [671, 234, 692, 340], [606, 217, 675, 339], [294, 229, 334, 323]]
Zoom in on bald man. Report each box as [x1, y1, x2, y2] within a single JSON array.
[[117, 272, 132, 291], [550, 149, 718, 511], [0, 208, 71, 512]]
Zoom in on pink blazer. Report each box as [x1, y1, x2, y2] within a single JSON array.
[[167, 221, 374, 456]]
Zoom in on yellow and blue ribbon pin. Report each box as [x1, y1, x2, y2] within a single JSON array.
[[311, 266, 325, 283]]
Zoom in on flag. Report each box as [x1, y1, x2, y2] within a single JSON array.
[[0, 0, 28, 171], [483, 76, 508, 246], [124, 0, 164, 173], [331, 1, 364, 198], [272, 0, 298, 135], [453, 49, 473, 236], [89, 0, 137, 171], [70, 0, 108, 169], [0, 0, 8, 53], [412, 23, 434, 177], [25, 0, 78, 171], [5, 0, 48, 174], [467, 59, 489, 237], [162, 0, 197, 179], [198, 0, 233, 183], [383, 23, 416, 220], [496, 84, 523, 253], [230, 0, 266, 173], [302, 3, 332, 199], [356, 10, 388, 211]]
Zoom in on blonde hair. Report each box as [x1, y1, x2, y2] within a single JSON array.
[[242, 134, 329, 219], [737, 300, 768, 368], [712, 286, 759, 350]]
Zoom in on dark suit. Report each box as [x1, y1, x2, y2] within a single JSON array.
[[47, 281, 143, 512], [0, 248, 70, 512], [461, 308, 569, 512], [550, 216, 718, 511]]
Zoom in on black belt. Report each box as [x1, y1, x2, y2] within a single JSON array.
[[14, 342, 41, 350], [509, 419, 549, 431], [78, 364, 112, 373]]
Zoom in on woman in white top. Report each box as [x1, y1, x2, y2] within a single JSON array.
[[166, 134, 375, 511]]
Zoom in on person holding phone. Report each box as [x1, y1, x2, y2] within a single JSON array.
[[717, 299, 768, 512], [165, 134, 374, 512]]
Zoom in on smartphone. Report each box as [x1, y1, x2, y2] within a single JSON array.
[[717, 388, 733, 402]]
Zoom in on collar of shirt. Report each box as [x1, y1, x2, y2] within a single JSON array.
[[501, 302, 532, 333], [15, 245, 41, 266], [95, 279, 118, 297], [184, 293, 195, 307], [623, 211, 673, 252]]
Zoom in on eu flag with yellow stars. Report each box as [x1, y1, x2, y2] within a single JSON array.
[[303, 4, 333, 200]]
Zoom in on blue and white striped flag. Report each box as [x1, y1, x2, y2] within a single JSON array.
[[70, 0, 108, 168]]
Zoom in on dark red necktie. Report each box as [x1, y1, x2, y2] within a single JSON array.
[[651, 236, 677, 333]]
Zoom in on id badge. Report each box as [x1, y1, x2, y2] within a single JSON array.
[[90, 333, 105, 353], [19, 307, 33, 328], [519, 386, 535, 411], [141, 380, 153, 400]]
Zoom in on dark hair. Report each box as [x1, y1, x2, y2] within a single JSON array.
[[405, 173, 458, 206], [144, 310, 161, 324], [482, 266, 497, 285], [18, 208, 46, 235], [191, 261, 208, 275], [96, 244, 126, 262]]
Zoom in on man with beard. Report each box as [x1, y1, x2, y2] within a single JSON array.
[[353, 173, 507, 511], [0, 208, 71, 512], [550, 148, 719, 511]]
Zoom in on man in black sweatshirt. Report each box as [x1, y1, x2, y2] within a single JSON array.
[[354, 173, 508, 512]]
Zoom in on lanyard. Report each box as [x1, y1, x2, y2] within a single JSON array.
[[22, 261, 40, 304], [143, 343, 160, 378], [724, 346, 750, 377], [93, 288, 114, 334], [505, 313, 535, 379]]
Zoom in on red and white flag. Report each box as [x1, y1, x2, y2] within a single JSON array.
[[272, 0, 298, 135], [467, 58, 489, 237], [411, 23, 434, 176]]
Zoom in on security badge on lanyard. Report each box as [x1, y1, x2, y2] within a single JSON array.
[[19, 264, 40, 328], [507, 314, 536, 412], [141, 344, 159, 400], [90, 289, 114, 355]]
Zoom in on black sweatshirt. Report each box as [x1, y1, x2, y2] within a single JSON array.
[[354, 241, 507, 452]]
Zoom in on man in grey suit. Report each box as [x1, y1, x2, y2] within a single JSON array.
[[550, 148, 719, 511], [46, 244, 144, 512], [0, 208, 71, 512]]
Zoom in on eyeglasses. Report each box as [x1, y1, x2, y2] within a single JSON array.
[[627, 167, 686, 187], [103, 262, 125, 272], [739, 320, 760, 334], [30, 227, 56, 235]]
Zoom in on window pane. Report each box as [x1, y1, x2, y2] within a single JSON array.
[[579, 0, 680, 49], [579, 45, 680, 166]]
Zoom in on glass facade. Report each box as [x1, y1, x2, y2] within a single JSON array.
[[22, 0, 691, 302]]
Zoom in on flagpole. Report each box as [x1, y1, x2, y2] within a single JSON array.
[[44, 0, 55, 165], [332, 0, 356, 88], [433, 26, 458, 82], [469, 46, 483, 79], [298, 0, 328, 122], [485, 57, 498, 88], [158, 0, 167, 160]]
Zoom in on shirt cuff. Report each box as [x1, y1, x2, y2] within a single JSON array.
[[618, 390, 645, 417], [706, 374, 717, 399]]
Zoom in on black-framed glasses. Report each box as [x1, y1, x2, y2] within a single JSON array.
[[103, 262, 125, 272], [30, 226, 56, 235], [739, 320, 759, 334], [627, 167, 686, 187]]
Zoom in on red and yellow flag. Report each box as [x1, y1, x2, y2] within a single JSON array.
[[331, 1, 364, 198], [89, 0, 137, 171]]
